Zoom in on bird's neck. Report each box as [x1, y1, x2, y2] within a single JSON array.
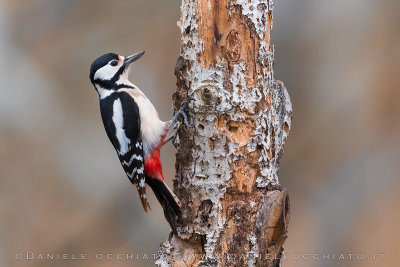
[[116, 76, 136, 88], [95, 84, 114, 99], [95, 77, 136, 99]]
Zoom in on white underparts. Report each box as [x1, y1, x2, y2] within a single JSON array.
[[117, 87, 166, 158]]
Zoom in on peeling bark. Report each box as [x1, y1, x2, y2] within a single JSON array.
[[157, 0, 292, 266]]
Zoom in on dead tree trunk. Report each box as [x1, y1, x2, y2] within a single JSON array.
[[157, 0, 292, 266]]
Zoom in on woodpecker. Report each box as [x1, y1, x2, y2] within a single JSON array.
[[89, 51, 190, 234]]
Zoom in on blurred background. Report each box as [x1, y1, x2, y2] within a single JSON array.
[[0, 0, 398, 266]]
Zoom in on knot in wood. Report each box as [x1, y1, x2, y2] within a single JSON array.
[[192, 84, 231, 114], [225, 30, 241, 62]]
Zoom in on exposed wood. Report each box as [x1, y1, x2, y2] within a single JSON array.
[[157, 0, 292, 266]]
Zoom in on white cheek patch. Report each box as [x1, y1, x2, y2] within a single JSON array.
[[94, 62, 121, 81]]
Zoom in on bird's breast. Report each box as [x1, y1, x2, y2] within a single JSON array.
[[118, 88, 166, 157]]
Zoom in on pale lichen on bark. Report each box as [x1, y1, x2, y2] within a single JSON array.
[[156, 0, 292, 266]]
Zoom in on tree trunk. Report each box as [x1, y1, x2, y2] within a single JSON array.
[[157, 0, 292, 266]]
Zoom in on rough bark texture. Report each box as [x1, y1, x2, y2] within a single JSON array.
[[157, 0, 292, 266]]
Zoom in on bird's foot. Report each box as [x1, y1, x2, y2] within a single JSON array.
[[172, 97, 194, 128], [164, 122, 180, 144]]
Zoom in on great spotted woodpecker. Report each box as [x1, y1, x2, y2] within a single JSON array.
[[89, 51, 190, 234]]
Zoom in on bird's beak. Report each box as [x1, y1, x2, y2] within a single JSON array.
[[124, 51, 145, 67]]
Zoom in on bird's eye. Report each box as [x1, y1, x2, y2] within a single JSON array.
[[110, 60, 118, 67]]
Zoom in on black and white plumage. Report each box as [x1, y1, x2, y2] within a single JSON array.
[[99, 91, 149, 209], [89, 52, 186, 233]]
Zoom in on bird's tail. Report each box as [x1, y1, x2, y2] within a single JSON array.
[[145, 176, 182, 234], [137, 185, 151, 213]]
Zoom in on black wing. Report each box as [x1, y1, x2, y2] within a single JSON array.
[[100, 92, 150, 211]]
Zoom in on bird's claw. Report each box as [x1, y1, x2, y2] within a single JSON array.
[[173, 97, 194, 128], [181, 97, 195, 108], [180, 109, 192, 128]]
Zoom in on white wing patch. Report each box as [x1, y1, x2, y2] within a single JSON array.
[[112, 98, 131, 155]]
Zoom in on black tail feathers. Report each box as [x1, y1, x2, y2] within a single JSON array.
[[145, 176, 182, 235]]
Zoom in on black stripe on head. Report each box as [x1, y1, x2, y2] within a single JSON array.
[[93, 66, 126, 89], [89, 53, 119, 84]]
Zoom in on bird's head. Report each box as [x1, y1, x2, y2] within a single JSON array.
[[89, 51, 145, 94]]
